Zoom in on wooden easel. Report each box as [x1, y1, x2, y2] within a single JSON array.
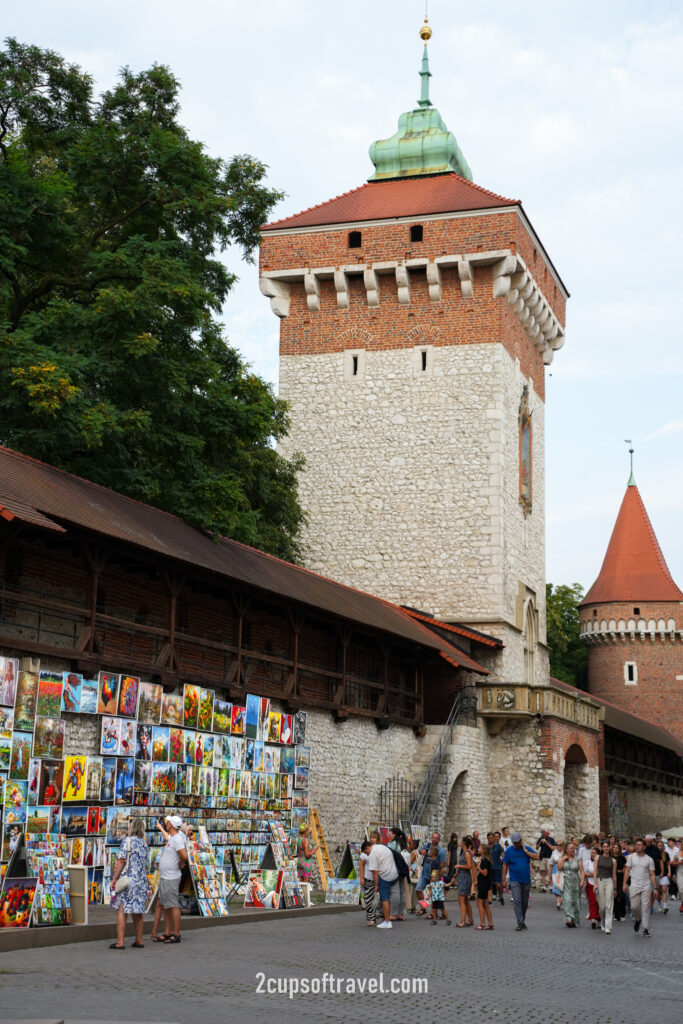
[[309, 808, 333, 892]]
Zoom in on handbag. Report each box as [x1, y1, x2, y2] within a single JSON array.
[[114, 842, 131, 894], [554, 870, 565, 892]]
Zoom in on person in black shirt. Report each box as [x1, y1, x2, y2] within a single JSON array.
[[535, 829, 557, 892], [612, 842, 626, 921]]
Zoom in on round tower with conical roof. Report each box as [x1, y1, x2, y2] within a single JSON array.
[[579, 472, 683, 741]]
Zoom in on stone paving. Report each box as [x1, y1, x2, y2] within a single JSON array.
[[0, 894, 680, 1024]]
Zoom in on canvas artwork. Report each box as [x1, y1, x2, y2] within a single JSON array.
[[291, 807, 309, 832], [136, 681, 163, 725], [119, 718, 136, 757], [0, 657, 19, 707], [14, 671, 39, 730], [217, 767, 230, 798], [27, 757, 41, 805], [61, 672, 83, 713], [194, 732, 204, 767], [115, 757, 134, 804], [184, 729, 196, 765], [231, 737, 245, 770], [61, 804, 88, 836], [202, 734, 214, 767], [0, 735, 10, 771], [0, 876, 38, 927], [161, 692, 184, 727], [32, 717, 65, 759], [1, 821, 23, 862], [253, 740, 264, 773], [263, 746, 274, 774], [212, 699, 231, 734], [86, 757, 103, 801], [85, 837, 105, 867], [280, 747, 295, 775], [270, 747, 281, 774], [267, 711, 281, 744], [257, 697, 270, 741], [79, 678, 99, 714], [213, 740, 223, 769], [292, 710, 307, 746], [97, 671, 120, 715], [136, 724, 152, 761], [69, 836, 85, 865], [198, 688, 214, 731], [4, 780, 28, 823], [39, 759, 64, 805], [325, 878, 361, 906], [36, 671, 63, 718], [117, 675, 140, 718], [220, 735, 231, 769], [175, 762, 190, 795], [244, 868, 283, 909], [152, 726, 170, 761], [88, 867, 104, 904], [279, 714, 293, 745], [106, 805, 131, 845], [134, 760, 153, 793], [169, 727, 184, 764], [244, 739, 255, 771], [151, 762, 175, 795], [26, 804, 60, 836], [231, 704, 245, 736], [295, 745, 311, 769], [63, 755, 88, 801], [0, 706, 13, 738], [245, 694, 260, 740], [183, 684, 200, 728], [100, 716, 121, 755], [100, 757, 116, 802], [292, 790, 309, 808], [87, 806, 102, 834]]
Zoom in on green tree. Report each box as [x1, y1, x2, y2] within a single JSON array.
[[0, 39, 305, 560], [545, 582, 588, 690]]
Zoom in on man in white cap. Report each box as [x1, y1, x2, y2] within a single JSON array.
[[501, 831, 540, 931], [157, 815, 187, 944]]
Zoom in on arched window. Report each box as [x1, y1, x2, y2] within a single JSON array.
[[519, 386, 532, 516], [524, 600, 536, 686]]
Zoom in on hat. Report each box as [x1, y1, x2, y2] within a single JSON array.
[[511, 831, 522, 843], [168, 815, 183, 829], [299, 823, 309, 833]]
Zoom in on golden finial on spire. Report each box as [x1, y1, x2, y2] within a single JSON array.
[[419, 16, 432, 42]]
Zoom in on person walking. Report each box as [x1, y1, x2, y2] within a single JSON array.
[[454, 836, 475, 927], [490, 831, 504, 905], [109, 817, 150, 949], [501, 831, 540, 931], [475, 844, 494, 930], [359, 838, 378, 926], [157, 814, 187, 944], [367, 836, 399, 930], [623, 838, 657, 937], [656, 839, 670, 913], [594, 839, 617, 934], [388, 827, 408, 920], [407, 838, 422, 914], [535, 829, 557, 892], [581, 837, 600, 928], [416, 831, 446, 916], [612, 842, 627, 922], [550, 841, 565, 911], [445, 833, 459, 887], [558, 842, 581, 927]]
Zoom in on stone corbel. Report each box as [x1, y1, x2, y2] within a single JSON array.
[[395, 264, 410, 305], [259, 276, 291, 318], [426, 262, 442, 302], [457, 259, 474, 298], [491, 254, 517, 298], [364, 268, 380, 307], [334, 270, 349, 309], [304, 272, 320, 312]]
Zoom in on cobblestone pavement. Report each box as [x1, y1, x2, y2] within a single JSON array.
[[0, 895, 680, 1024]]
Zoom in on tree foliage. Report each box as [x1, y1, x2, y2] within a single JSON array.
[[0, 38, 305, 560], [545, 582, 588, 691]]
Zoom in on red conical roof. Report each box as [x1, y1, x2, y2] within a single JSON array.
[[582, 483, 683, 605]]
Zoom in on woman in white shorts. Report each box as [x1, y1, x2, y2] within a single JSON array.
[[656, 839, 670, 913]]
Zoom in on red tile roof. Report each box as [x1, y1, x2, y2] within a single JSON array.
[[403, 607, 502, 648], [582, 484, 683, 605], [263, 173, 519, 230]]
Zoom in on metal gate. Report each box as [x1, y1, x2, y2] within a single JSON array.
[[378, 774, 418, 826]]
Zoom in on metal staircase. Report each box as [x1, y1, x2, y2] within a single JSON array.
[[409, 690, 475, 824]]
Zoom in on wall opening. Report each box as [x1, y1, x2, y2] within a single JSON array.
[[443, 770, 469, 838], [410, 224, 423, 243], [524, 600, 536, 687], [624, 661, 637, 685], [563, 744, 591, 837], [348, 230, 362, 248]]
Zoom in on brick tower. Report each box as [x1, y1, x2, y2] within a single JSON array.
[[259, 20, 569, 685], [579, 467, 683, 741]]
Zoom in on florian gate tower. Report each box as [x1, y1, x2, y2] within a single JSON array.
[[260, 23, 568, 690]]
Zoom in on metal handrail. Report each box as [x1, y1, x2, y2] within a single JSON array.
[[409, 692, 463, 824]]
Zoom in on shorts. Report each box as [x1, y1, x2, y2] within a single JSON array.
[[159, 877, 180, 909], [378, 877, 396, 902], [538, 858, 550, 873], [659, 876, 669, 887], [431, 900, 444, 910], [491, 868, 502, 885]]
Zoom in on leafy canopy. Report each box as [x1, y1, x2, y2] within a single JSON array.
[[545, 582, 588, 691], [0, 38, 304, 560]]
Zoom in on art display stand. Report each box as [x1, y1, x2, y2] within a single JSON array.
[[186, 827, 228, 917], [26, 835, 72, 926], [336, 842, 361, 879]]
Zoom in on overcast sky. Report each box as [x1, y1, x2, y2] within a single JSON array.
[[8, 0, 683, 592]]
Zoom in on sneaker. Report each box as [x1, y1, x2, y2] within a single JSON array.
[[521, 922, 528, 930], [634, 921, 640, 932], [499, 897, 504, 907], [540, 887, 547, 893], [663, 907, 668, 914], [515, 924, 524, 931], [605, 930, 611, 935], [643, 928, 650, 937], [376, 921, 392, 929]]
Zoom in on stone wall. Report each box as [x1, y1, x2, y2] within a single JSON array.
[[621, 785, 683, 836]]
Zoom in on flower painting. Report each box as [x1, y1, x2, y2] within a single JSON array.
[[198, 688, 214, 731], [183, 684, 199, 728], [152, 726, 170, 762], [117, 675, 140, 718], [36, 671, 63, 718], [161, 692, 184, 727], [169, 728, 184, 764]]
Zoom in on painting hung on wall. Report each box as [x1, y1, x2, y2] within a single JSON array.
[[267, 711, 281, 744], [279, 714, 293, 745], [63, 755, 88, 801], [86, 758, 103, 801], [198, 688, 214, 732], [119, 718, 136, 758], [39, 760, 63, 805], [87, 806, 102, 834], [231, 705, 245, 736], [201, 734, 214, 767], [134, 760, 153, 793], [117, 675, 140, 718], [184, 729, 196, 765], [106, 806, 131, 846], [212, 699, 231, 734], [61, 672, 83, 713], [14, 671, 38, 731], [115, 757, 134, 804], [169, 728, 184, 764], [33, 717, 65, 760], [27, 757, 41, 804], [183, 685, 199, 729], [257, 697, 270, 741], [100, 757, 116, 802], [0, 876, 38, 927], [0, 734, 10, 771], [280, 747, 294, 775], [26, 804, 60, 836], [151, 762, 175, 795], [0, 706, 13, 738], [36, 671, 63, 718], [136, 724, 152, 761], [161, 692, 183, 727], [61, 804, 88, 836], [4, 780, 28, 823], [152, 726, 170, 762], [295, 745, 311, 769], [253, 740, 264, 772], [0, 657, 19, 707], [137, 681, 162, 725], [245, 694, 259, 740], [79, 678, 99, 714], [97, 672, 119, 716], [100, 716, 121, 755], [292, 710, 307, 746]]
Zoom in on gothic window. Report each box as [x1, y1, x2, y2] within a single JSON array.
[[524, 600, 536, 687], [519, 386, 532, 516]]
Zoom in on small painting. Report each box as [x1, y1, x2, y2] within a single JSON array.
[[4, 779, 28, 823], [61, 672, 83, 713], [63, 755, 88, 801], [183, 684, 199, 728], [184, 729, 196, 765], [87, 806, 102, 834], [245, 694, 260, 740], [26, 804, 60, 836], [281, 746, 295, 774], [0, 877, 38, 927], [27, 757, 41, 804], [136, 723, 152, 761], [257, 697, 270, 741], [220, 734, 231, 769], [253, 740, 264, 773], [79, 677, 99, 714], [151, 762, 176, 795], [263, 746, 274, 774], [161, 692, 184, 727], [36, 671, 63, 718], [295, 745, 311, 769], [33, 716, 65, 759], [231, 737, 245, 770], [136, 681, 162, 724], [119, 718, 136, 758], [14, 671, 38, 730], [325, 878, 361, 906], [279, 714, 293, 745], [267, 711, 281, 744], [169, 727, 184, 763], [202, 734, 214, 767], [198, 687, 214, 731], [69, 835, 85, 865], [100, 716, 121, 755], [2, 821, 23, 862], [60, 804, 88, 837], [105, 806, 131, 846], [86, 758, 103, 801], [117, 675, 140, 718], [212, 698, 231, 734], [152, 726, 170, 762], [294, 765, 309, 789], [0, 656, 19, 707], [244, 868, 283, 909], [97, 671, 119, 716], [231, 704, 245, 736], [134, 760, 153, 793], [292, 710, 307, 746], [115, 757, 134, 804], [194, 732, 204, 766], [175, 762, 190, 795], [292, 789, 309, 808], [100, 757, 116, 802], [244, 738, 255, 771], [39, 759, 64, 805], [0, 734, 10, 770], [0, 706, 13, 739]]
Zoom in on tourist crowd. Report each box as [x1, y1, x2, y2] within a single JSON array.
[[358, 826, 683, 936]]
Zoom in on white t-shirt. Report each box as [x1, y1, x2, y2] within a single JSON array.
[[581, 850, 595, 876], [550, 849, 561, 866], [500, 835, 512, 849], [360, 851, 371, 882], [366, 843, 398, 882], [159, 832, 186, 880], [626, 852, 655, 892]]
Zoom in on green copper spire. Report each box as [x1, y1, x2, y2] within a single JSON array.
[[368, 18, 472, 182], [626, 443, 636, 486]]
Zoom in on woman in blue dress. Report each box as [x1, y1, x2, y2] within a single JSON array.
[[110, 817, 150, 948]]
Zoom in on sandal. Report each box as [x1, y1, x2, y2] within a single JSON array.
[[152, 934, 169, 943], [456, 923, 467, 928], [164, 934, 181, 943], [130, 942, 144, 948], [109, 943, 125, 949], [475, 925, 485, 930], [486, 925, 494, 930]]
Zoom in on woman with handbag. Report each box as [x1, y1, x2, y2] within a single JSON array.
[[550, 841, 565, 910], [109, 817, 150, 949]]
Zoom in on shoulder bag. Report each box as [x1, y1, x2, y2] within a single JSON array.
[[115, 839, 132, 894]]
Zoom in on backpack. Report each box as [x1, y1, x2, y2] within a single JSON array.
[[391, 847, 410, 880]]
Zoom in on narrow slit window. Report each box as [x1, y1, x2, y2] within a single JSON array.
[[421, 349, 427, 371], [352, 355, 359, 376], [348, 230, 362, 248], [624, 662, 637, 685], [410, 224, 423, 243], [633, 607, 640, 615]]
